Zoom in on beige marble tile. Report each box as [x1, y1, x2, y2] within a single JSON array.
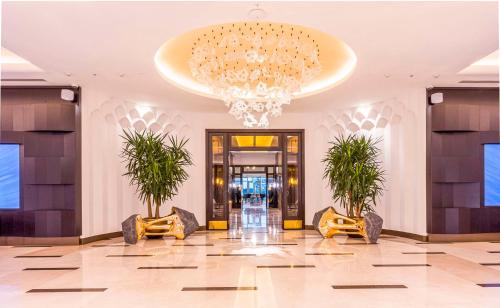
[[0, 231, 499, 307]]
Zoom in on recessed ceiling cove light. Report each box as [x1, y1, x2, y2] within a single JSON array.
[[155, 21, 356, 127]]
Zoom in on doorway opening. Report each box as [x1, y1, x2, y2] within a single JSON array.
[[206, 130, 304, 231], [228, 152, 283, 230]]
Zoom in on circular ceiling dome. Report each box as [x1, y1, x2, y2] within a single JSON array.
[[155, 21, 356, 100]]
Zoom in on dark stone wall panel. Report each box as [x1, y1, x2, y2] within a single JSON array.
[[33, 103, 76, 132], [0, 213, 21, 236], [431, 104, 479, 132], [0, 87, 81, 238], [32, 210, 76, 237], [479, 104, 499, 131], [3, 102, 76, 132], [432, 183, 480, 209], [0, 131, 25, 144], [431, 209, 445, 234], [480, 131, 500, 144], [0, 103, 14, 131], [444, 208, 471, 234], [431, 132, 480, 157], [23, 132, 75, 157], [23, 185, 75, 210], [431, 156, 481, 182], [427, 88, 500, 234], [470, 208, 500, 233], [23, 157, 75, 184]]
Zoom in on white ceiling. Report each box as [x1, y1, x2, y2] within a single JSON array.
[[459, 49, 499, 75], [1, 1, 498, 112], [1, 47, 42, 73]]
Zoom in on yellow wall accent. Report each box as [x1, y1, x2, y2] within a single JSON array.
[[284, 220, 303, 229], [208, 221, 228, 230]]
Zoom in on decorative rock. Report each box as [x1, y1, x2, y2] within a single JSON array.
[[364, 212, 383, 244], [171, 207, 199, 238], [122, 214, 140, 244], [312, 206, 333, 232]]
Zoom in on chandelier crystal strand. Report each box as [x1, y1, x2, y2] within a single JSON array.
[[188, 22, 322, 128]]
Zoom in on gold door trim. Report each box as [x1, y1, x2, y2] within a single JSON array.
[[208, 221, 228, 230], [284, 220, 303, 229]]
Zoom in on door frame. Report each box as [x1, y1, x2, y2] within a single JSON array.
[[205, 129, 305, 230]]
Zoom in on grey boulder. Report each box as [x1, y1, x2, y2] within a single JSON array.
[[364, 212, 383, 244]]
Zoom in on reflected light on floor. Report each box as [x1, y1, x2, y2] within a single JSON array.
[[232, 246, 284, 256]]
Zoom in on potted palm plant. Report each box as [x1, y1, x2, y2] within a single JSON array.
[[121, 130, 193, 221], [322, 134, 385, 218]]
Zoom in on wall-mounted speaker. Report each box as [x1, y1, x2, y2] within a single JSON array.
[[61, 89, 76, 102], [430, 92, 444, 105]]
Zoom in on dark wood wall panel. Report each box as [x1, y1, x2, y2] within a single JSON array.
[[431, 132, 480, 156], [23, 185, 75, 210], [427, 88, 500, 234], [431, 183, 480, 209], [431, 104, 480, 132], [431, 156, 481, 182], [0, 87, 81, 237], [23, 157, 75, 184]]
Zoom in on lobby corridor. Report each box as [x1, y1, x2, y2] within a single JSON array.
[[1, 231, 499, 308], [1, 2, 499, 307]]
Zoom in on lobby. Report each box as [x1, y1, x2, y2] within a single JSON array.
[[0, 1, 499, 307]]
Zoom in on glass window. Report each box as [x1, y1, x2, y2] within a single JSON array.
[[212, 135, 223, 154], [287, 136, 299, 153], [243, 166, 266, 172], [231, 135, 254, 147], [286, 136, 300, 217], [255, 135, 279, 147], [231, 135, 279, 147], [211, 135, 225, 219]]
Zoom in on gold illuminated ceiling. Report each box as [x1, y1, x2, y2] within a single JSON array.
[[155, 21, 357, 99]]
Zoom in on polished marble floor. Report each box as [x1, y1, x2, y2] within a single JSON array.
[[1, 229, 499, 308]]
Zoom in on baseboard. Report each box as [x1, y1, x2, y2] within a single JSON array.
[[305, 225, 314, 230], [382, 229, 428, 242], [0, 236, 80, 246], [428, 233, 500, 242], [79, 231, 123, 245]]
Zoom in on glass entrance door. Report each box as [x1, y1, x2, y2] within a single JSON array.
[[206, 130, 304, 230], [240, 173, 267, 228]]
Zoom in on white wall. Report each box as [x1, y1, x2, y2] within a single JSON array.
[[81, 86, 427, 237]]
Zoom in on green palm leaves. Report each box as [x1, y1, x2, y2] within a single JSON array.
[[120, 130, 193, 218], [322, 134, 385, 217]]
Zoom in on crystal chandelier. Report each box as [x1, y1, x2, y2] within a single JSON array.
[[188, 22, 322, 128]]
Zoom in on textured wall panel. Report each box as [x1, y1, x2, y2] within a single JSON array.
[[431, 132, 480, 157], [427, 88, 500, 234], [431, 183, 480, 209], [432, 104, 479, 132], [23, 185, 75, 210], [470, 208, 500, 233], [23, 157, 75, 184], [431, 156, 481, 182], [0, 87, 81, 238]]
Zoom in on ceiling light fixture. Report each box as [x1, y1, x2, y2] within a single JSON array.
[[155, 22, 356, 128]]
